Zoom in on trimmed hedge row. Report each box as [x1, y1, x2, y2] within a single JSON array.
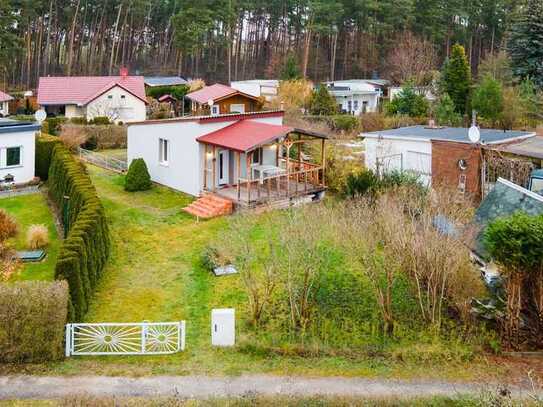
[[0, 281, 68, 363], [35, 134, 62, 181], [48, 144, 110, 321]]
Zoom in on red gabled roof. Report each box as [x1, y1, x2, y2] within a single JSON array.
[[197, 120, 293, 152], [38, 76, 147, 106], [0, 90, 13, 102], [186, 83, 259, 104]]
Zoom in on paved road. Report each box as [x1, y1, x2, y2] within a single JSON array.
[[0, 375, 540, 400]]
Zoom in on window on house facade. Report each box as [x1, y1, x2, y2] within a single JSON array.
[[252, 147, 262, 164], [211, 105, 220, 115], [159, 138, 169, 164], [347, 100, 352, 113], [108, 95, 113, 100], [353, 100, 359, 111], [6, 147, 21, 167]]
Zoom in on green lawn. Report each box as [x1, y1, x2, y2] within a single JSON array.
[[97, 148, 127, 162], [0, 192, 60, 281], [1, 164, 517, 382]]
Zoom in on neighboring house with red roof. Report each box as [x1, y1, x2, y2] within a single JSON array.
[[185, 83, 263, 116], [0, 91, 13, 117], [37, 71, 147, 123], [127, 110, 327, 216]]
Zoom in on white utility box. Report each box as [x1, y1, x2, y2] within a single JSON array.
[[211, 308, 235, 346]]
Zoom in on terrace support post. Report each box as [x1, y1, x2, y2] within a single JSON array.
[[212, 146, 217, 192], [203, 144, 208, 190], [297, 134, 302, 171], [246, 152, 251, 204], [286, 141, 291, 198], [236, 151, 241, 201], [321, 138, 326, 187]]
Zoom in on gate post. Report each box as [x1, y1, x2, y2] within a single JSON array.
[[65, 324, 72, 357], [179, 321, 186, 351]]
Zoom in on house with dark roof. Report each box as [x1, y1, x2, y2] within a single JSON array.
[[37, 69, 147, 123], [362, 125, 536, 198], [0, 119, 41, 185], [144, 76, 188, 88], [185, 84, 263, 116], [127, 110, 327, 217], [0, 91, 13, 117]]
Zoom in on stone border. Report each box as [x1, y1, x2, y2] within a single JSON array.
[[0, 185, 40, 199]]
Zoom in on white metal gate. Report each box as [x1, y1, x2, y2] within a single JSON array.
[[65, 321, 185, 356]]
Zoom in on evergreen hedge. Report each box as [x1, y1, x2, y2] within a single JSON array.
[[0, 281, 68, 363], [48, 144, 110, 321], [35, 134, 62, 181], [125, 158, 152, 191]]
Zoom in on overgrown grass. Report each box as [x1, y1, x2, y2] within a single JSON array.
[[0, 165, 516, 381], [0, 192, 60, 281]]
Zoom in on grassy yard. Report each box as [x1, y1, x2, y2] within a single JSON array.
[[97, 148, 127, 162], [3, 163, 527, 383], [0, 192, 60, 281]]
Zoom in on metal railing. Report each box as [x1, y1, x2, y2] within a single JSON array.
[[78, 147, 127, 173]]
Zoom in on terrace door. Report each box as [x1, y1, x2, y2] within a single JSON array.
[[218, 149, 229, 186]]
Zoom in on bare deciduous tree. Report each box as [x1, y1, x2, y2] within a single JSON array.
[[386, 31, 438, 86]]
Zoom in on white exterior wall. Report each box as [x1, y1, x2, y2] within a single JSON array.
[[0, 101, 9, 117], [87, 86, 146, 123], [334, 93, 379, 114], [127, 115, 283, 196], [230, 80, 279, 102], [0, 130, 36, 184], [364, 135, 432, 186], [65, 104, 86, 119]]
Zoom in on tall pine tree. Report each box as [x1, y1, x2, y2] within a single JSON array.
[[440, 44, 471, 115], [508, 0, 543, 89]]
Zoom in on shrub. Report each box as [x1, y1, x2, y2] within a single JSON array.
[[70, 117, 88, 125], [270, 79, 313, 111], [146, 84, 189, 100], [60, 123, 127, 150], [27, 224, 49, 249], [0, 209, 18, 242], [386, 83, 429, 117], [0, 281, 68, 362], [48, 144, 110, 320], [331, 115, 359, 132], [35, 134, 62, 181], [344, 169, 379, 197], [125, 158, 152, 192], [308, 85, 338, 116], [89, 116, 111, 125], [59, 125, 87, 152], [45, 117, 68, 136]]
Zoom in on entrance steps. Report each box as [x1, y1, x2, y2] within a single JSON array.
[[183, 194, 234, 219]]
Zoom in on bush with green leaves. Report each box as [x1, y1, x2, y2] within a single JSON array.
[[308, 85, 338, 116], [146, 84, 189, 100], [440, 44, 471, 114], [0, 281, 68, 362], [125, 158, 152, 192], [472, 75, 503, 126], [44, 117, 68, 136], [386, 84, 429, 117], [331, 115, 359, 132], [35, 134, 62, 180], [48, 144, 110, 321], [484, 212, 543, 349], [434, 93, 462, 126], [343, 169, 424, 198], [89, 116, 111, 125]]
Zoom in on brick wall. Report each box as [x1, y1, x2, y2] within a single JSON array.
[[431, 140, 482, 199]]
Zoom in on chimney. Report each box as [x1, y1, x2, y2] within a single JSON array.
[[120, 66, 128, 79]]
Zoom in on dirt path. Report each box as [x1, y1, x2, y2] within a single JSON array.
[[0, 375, 540, 400]]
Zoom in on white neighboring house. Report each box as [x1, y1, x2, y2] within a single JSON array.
[[230, 80, 279, 102], [127, 110, 327, 210], [0, 119, 40, 185], [323, 80, 385, 114], [37, 71, 147, 123], [389, 86, 437, 102], [0, 91, 13, 117]]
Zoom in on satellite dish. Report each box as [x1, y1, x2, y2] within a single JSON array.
[[34, 109, 47, 124], [468, 125, 480, 143], [208, 99, 214, 107]]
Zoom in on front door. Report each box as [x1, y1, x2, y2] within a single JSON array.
[[218, 149, 229, 186]]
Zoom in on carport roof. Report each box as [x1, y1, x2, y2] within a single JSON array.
[[362, 125, 535, 145]]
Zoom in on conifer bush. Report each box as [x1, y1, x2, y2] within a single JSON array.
[[35, 134, 62, 180], [125, 158, 152, 192], [48, 144, 110, 321]]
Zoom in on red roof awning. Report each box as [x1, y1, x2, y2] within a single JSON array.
[[197, 120, 294, 152]]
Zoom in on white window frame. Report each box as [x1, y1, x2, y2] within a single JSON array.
[[230, 104, 245, 114], [1, 146, 23, 169], [159, 138, 169, 166], [211, 105, 220, 115]]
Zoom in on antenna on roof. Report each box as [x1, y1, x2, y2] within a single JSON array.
[[468, 110, 480, 144]]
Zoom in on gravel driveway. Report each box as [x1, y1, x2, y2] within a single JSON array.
[[0, 375, 540, 400]]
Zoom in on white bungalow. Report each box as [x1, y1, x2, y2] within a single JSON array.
[[0, 119, 40, 185]]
